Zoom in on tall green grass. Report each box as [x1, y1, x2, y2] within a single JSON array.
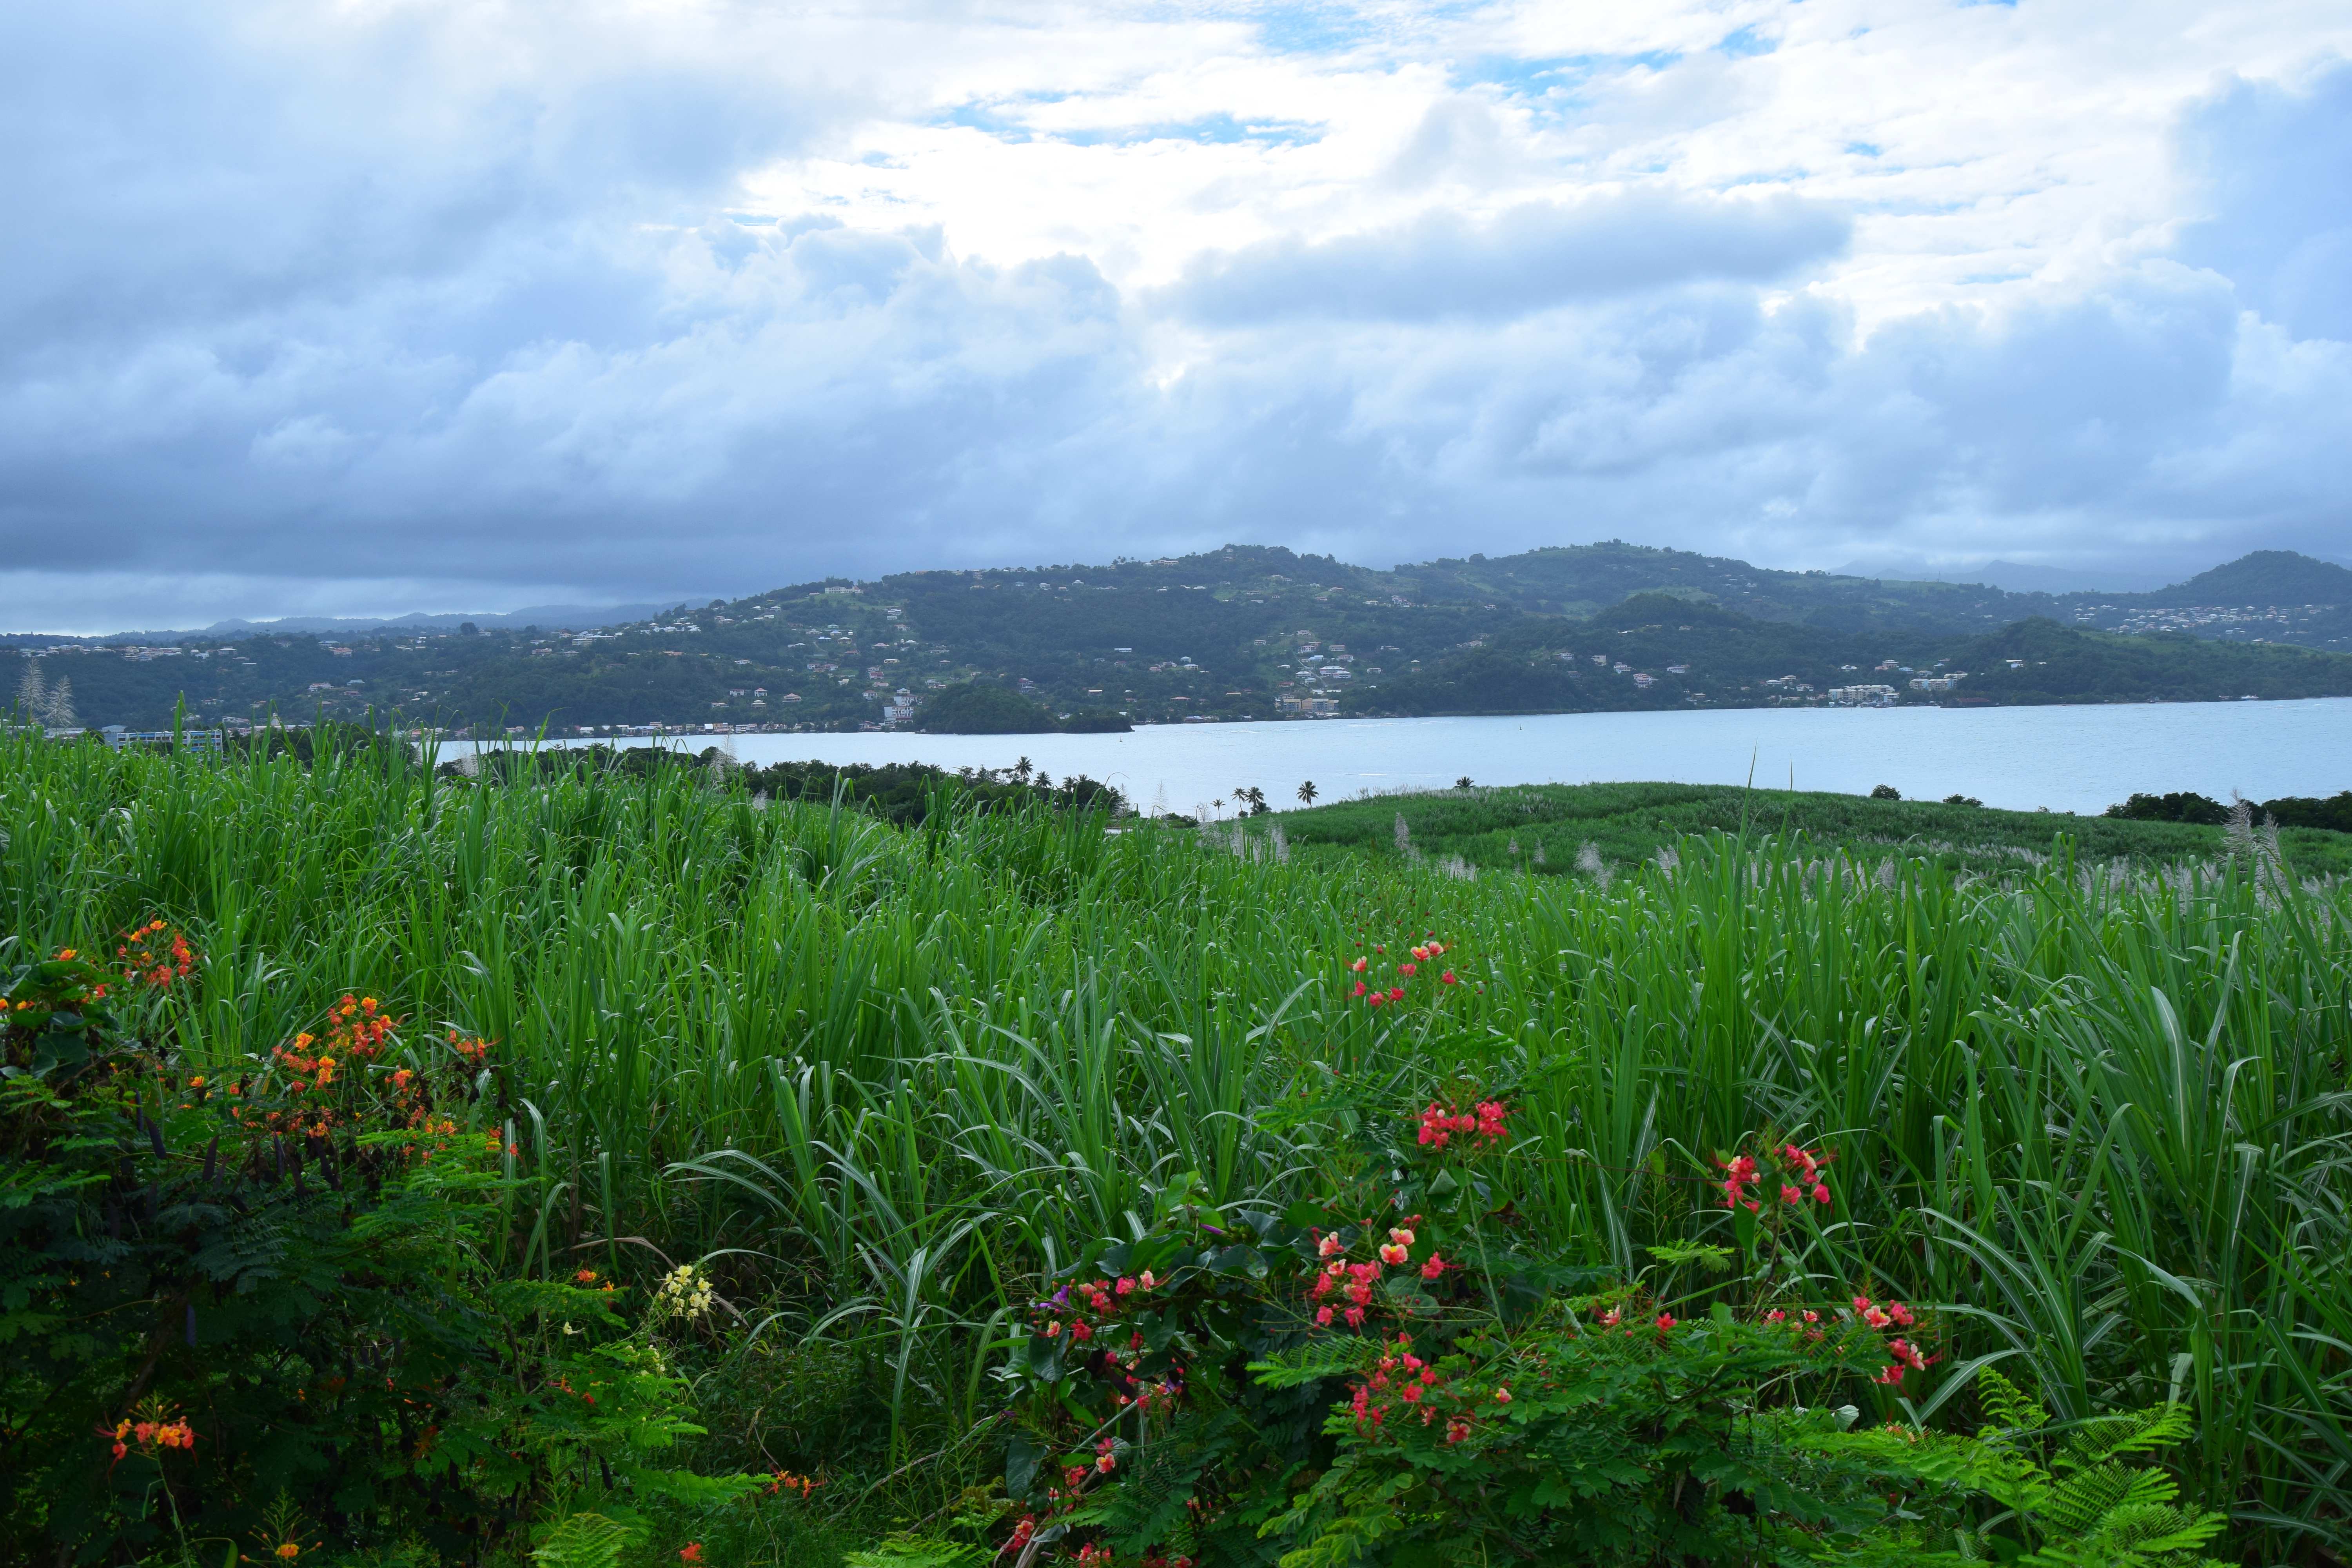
[[4, 731, 2347, 1556]]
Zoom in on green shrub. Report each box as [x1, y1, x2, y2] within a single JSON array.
[[0, 935, 754, 1566]]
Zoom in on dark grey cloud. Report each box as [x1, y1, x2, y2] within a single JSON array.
[[1162, 193, 1852, 324], [0, 8, 2347, 630], [2174, 64, 2352, 342]]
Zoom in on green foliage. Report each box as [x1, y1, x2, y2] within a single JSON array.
[[914, 682, 1068, 734], [0, 942, 754, 1565], [1823, 1371, 2230, 1568], [5, 732, 2351, 1562], [533, 1511, 640, 1568], [1265, 778, 2352, 878], [842, 1535, 989, 1568]]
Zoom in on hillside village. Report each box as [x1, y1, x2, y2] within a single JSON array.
[[12, 543, 2352, 735]]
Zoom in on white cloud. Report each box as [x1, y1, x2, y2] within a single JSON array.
[[3, 0, 2351, 629]]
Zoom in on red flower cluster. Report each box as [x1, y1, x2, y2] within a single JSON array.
[[1417, 1098, 1508, 1150], [321, 995, 396, 1060], [107, 1407, 195, 1464], [764, 1469, 820, 1498], [1347, 938, 1454, 1006], [1715, 1142, 1831, 1212], [1877, 1338, 1933, 1385], [1307, 1220, 1452, 1328], [1347, 1335, 1449, 1432], [1849, 1294, 1934, 1384], [116, 919, 196, 989], [1032, 1270, 1174, 1409]]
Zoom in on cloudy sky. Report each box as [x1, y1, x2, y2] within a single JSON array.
[[5, 0, 2349, 630]]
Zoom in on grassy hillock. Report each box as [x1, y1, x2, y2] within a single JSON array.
[[1256, 779, 2352, 880]]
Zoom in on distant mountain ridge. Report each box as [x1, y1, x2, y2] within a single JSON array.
[[25, 543, 2352, 732], [1829, 559, 2178, 595], [2, 603, 682, 648]]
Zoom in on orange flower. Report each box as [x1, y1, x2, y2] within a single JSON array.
[[679, 1545, 704, 1563]]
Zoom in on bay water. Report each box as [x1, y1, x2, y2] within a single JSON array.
[[471, 697, 2350, 817]]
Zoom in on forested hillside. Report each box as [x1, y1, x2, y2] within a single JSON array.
[[14, 544, 2350, 731]]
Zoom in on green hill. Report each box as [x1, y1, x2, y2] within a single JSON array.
[[2135, 549, 2352, 608], [912, 681, 1060, 734], [20, 546, 2352, 731]]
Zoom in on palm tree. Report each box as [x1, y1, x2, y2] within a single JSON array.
[[1297, 780, 1318, 806], [1013, 756, 1034, 783]]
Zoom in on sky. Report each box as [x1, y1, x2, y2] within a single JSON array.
[[5, 0, 2350, 632]]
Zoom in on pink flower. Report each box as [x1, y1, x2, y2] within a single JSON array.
[[1353, 982, 1368, 998], [1388, 987, 1405, 1002], [1764, 1309, 1787, 1324], [1420, 1253, 1446, 1280], [1812, 1183, 1830, 1204], [1379, 1243, 1408, 1265], [1318, 1233, 1344, 1257], [1388, 1227, 1415, 1246], [1315, 1305, 1334, 1325], [1397, 963, 1416, 976], [1440, 971, 1457, 984], [1494, 1387, 1511, 1403], [1780, 1184, 1802, 1204], [1342, 1306, 1365, 1327], [1655, 1313, 1677, 1331]]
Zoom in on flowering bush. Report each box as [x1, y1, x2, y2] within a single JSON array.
[[990, 1087, 2196, 1568], [0, 935, 754, 1565]]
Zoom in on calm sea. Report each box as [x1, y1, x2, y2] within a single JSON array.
[[463, 698, 2352, 817]]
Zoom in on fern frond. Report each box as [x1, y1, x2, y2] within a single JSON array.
[[1249, 1341, 1381, 1389], [1974, 1368, 2049, 1437], [843, 1535, 988, 1568], [533, 1512, 638, 1568], [2056, 1405, 2194, 1471]]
